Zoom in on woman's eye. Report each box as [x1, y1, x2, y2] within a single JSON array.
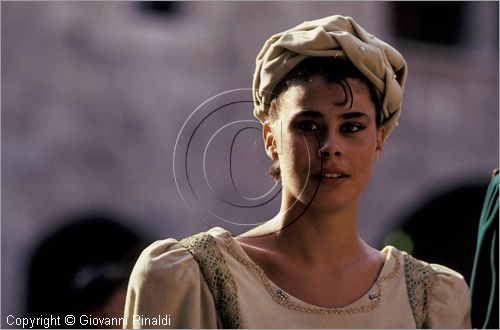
[[295, 121, 320, 132], [341, 123, 364, 133]]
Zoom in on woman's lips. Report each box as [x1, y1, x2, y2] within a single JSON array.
[[321, 173, 344, 178], [316, 169, 350, 185]]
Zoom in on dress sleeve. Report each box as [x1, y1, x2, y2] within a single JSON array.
[[123, 238, 219, 329], [425, 264, 471, 329]]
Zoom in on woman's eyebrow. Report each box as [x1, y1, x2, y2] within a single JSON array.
[[339, 112, 369, 120], [294, 110, 323, 119], [293, 110, 369, 120]]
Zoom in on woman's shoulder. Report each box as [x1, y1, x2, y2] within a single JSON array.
[[131, 236, 190, 277], [124, 228, 230, 328], [428, 262, 469, 293], [382, 245, 468, 287], [383, 246, 471, 328], [426, 262, 471, 328], [131, 227, 229, 278]]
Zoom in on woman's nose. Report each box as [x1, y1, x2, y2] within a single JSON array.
[[317, 134, 342, 159]]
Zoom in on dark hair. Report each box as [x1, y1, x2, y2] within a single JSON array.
[[267, 57, 382, 181]]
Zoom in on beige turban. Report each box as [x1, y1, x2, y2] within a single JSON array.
[[253, 15, 407, 140]]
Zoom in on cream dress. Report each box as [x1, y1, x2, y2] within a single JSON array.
[[123, 227, 471, 328]]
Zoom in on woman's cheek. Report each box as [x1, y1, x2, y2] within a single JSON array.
[[288, 140, 311, 167]]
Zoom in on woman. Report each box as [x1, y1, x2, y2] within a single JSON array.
[[123, 15, 471, 328]]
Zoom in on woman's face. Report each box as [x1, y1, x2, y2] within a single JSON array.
[[263, 75, 384, 213]]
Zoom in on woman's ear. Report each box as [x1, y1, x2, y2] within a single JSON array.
[[263, 121, 279, 160], [374, 126, 385, 160]]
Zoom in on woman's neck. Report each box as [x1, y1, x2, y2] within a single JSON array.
[[240, 198, 370, 268]]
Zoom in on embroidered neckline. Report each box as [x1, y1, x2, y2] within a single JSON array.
[[220, 229, 400, 315]]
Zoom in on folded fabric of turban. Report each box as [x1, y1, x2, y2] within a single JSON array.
[[253, 15, 408, 140]]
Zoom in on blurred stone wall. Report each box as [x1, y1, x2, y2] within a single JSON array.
[[2, 1, 498, 321]]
